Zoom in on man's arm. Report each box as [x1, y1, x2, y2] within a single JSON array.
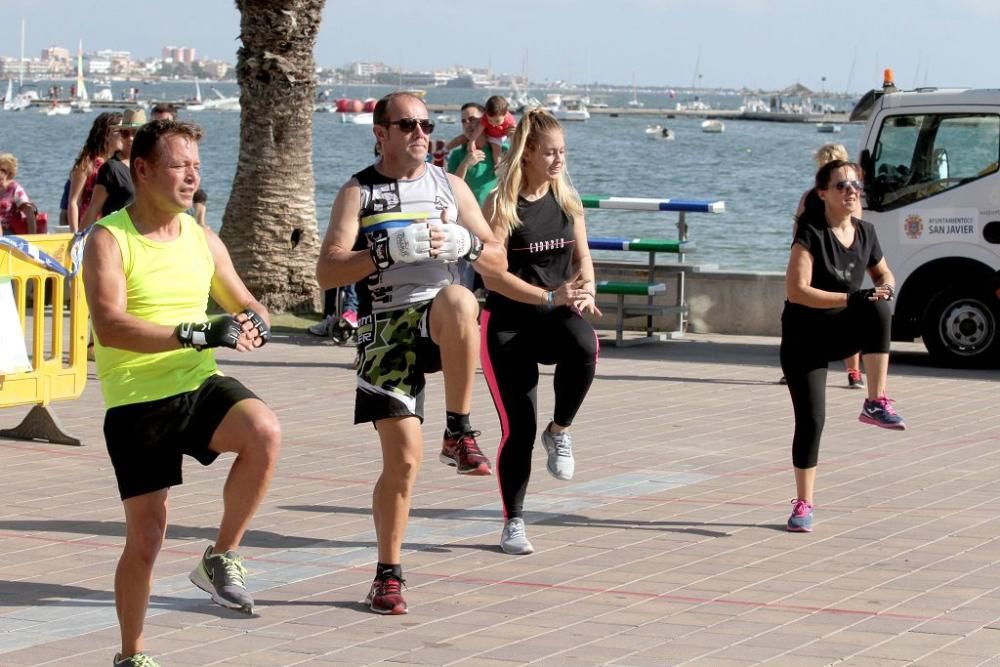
[[448, 173, 506, 280], [316, 179, 376, 290], [83, 226, 183, 353]]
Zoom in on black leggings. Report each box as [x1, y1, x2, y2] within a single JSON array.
[[481, 306, 598, 519], [780, 298, 891, 469]]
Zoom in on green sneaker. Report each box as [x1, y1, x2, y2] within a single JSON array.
[[188, 545, 254, 614], [113, 653, 161, 667]]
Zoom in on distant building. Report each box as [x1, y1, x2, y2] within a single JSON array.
[[0, 57, 50, 79], [162, 46, 197, 66], [41, 46, 71, 64], [349, 61, 389, 79], [200, 60, 230, 80]]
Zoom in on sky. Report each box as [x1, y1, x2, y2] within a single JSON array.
[[3, 0, 999, 92]]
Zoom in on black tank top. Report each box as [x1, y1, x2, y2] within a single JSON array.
[[486, 190, 576, 311]]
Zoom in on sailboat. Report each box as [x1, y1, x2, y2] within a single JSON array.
[[5, 20, 38, 111], [203, 86, 239, 111], [71, 40, 90, 113], [2, 79, 13, 111], [627, 73, 644, 108], [185, 80, 205, 111]]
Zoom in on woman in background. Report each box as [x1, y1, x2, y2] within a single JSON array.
[[66, 111, 123, 232]]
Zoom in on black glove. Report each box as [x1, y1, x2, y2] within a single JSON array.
[[847, 288, 877, 309], [175, 315, 242, 351], [241, 308, 271, 347]]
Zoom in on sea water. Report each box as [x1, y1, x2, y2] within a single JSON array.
[[0, 82, 862, 272]]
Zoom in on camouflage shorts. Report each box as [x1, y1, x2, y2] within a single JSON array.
[[354, 300, 442, 424]]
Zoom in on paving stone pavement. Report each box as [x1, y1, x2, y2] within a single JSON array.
[[1, 330, 999, 666]]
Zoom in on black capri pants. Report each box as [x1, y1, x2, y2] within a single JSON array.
[[780, 297, 891, 469], [481, 304, 598, 519]]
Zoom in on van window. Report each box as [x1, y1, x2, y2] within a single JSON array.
[[868, 113, 1000, 210]]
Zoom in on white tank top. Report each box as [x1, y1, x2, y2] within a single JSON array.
[[353, 163, 461, 313]]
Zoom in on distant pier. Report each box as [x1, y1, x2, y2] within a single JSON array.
[[27, 99, 853, 124]]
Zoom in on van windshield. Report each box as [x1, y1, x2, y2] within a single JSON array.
[[868, 113, 1000, 210]]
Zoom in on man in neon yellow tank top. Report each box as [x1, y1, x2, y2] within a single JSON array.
[[83, 120, 281, 667]]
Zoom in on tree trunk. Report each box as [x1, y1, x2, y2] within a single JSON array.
[[221, 0, 325, 313]]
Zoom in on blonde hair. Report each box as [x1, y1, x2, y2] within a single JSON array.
[[492, 108, 583, 231], [0, 153, 17, 178], [813, 143, 849, 169]]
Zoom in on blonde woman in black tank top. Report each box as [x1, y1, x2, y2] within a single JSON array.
[[480, 109, 601, 555]]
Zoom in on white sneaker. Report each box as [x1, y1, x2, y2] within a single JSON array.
[[542, 427, 574, 480], [500, 518, 534, 555], [307, 315, 334, 336]]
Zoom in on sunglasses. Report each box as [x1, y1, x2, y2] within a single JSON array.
[[833, 179, 863, 192], [384, 118, 435, 134], [118, 129, 136, 139], [461, 116, 482, 124]]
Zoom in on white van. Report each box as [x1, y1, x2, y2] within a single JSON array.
[[851, 77, 1000, 367]]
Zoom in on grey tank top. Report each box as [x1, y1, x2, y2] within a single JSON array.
[[353, 163, 460, 314]]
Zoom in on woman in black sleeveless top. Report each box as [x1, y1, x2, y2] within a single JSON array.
[[781, 159, 907, 534], [480, 109, 600, 555]]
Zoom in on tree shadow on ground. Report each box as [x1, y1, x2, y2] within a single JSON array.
[[0, 580, 260, 617], [0, 519, 489, 553], [281, 505, 749, 539]]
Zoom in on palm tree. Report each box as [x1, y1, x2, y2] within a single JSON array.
[[221, 0, 326, 312]]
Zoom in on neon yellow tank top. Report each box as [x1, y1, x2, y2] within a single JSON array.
[[94, 208, 219, 408]]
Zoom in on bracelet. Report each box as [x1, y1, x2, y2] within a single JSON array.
[[545, 290, 554, 309]]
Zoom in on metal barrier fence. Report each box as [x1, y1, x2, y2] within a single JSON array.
[[0, 233, 89, 446]]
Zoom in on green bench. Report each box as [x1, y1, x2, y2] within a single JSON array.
[[589, 237, 694, 346]]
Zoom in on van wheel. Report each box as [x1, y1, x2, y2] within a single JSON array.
[[922, 286, 1000, 367]]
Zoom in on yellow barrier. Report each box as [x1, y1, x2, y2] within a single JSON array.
[[0, 233, 89, 446]]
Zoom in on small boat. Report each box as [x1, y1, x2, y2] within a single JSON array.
[[340, 112, 374, 125], [185, 80, 205, 111], [45, 103, 72, 116], [701, 119, 725, 133], [436, 114, 457, 124], [645, 125, 675, 140], [816, 123, 842, 133], [203, 87, 240, 111], [551, 100, 590, 122]]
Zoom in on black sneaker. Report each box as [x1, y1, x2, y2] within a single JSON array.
[[847, 369, 865, 389], [189, 546, 254, 614]]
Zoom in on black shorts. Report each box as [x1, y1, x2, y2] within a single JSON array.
[[103, 375, 259, 500], [354, 301, 442, 424]]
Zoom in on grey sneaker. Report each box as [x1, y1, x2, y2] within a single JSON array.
[[113, 653, 161, 667], [541, 427, 575, 480], [307, 315, 334, 336], [189, 546, 254, 614], [500, 518, 535, 555]]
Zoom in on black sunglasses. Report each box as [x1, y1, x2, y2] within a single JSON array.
[[383, 118, 435, 134], [833, 179, 864, 192]]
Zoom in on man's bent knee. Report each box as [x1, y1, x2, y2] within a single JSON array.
[[433, 285, 479, 323]]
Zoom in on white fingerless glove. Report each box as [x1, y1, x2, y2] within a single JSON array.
[[433, 223, 484, 262], [370, 223, 432, 270]]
